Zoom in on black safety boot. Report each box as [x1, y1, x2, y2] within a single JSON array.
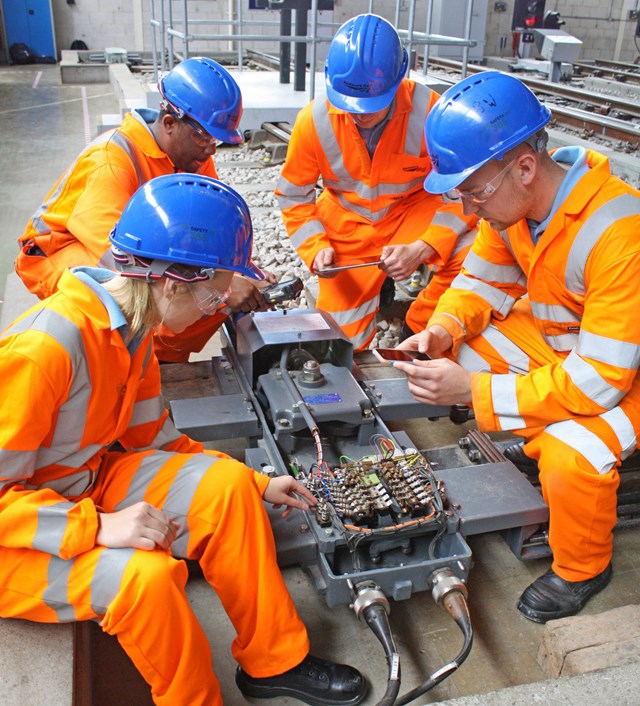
[[235, 654, 368, 706], [517, 563, 613, 623], [503, 440, 539, 475]]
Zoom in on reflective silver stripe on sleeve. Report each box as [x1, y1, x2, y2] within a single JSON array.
[[290, 219, 326, 250], [491, 375, 526, 431], [32, 501, 77, 556], [136, 416, 184, 451], [90, 547, 136, 615], [480, 324, 531, 374], [275, 175, 318, 208], [404, 84, 430, 156], [463, 250, 527, 285], [5, 309, 94, 471], [130, 395, 166, 427], [602, 406, 637, 461], [565, 194, 640, 294], [457, 343, 491, 373], [546, 407, 637, 474], [561, 351, 626, 409], [43, 556, 77, 622], [449, 272, 517, 317], [452, 228, 477, 256], [27, 464, 99, 495], [431, 212, 470, 236], [578, 330, 640, 369], [0, 448, 40, 482]]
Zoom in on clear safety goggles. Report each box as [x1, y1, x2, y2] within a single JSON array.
[[455, 158, 515, 205], [181, 114, 220, 149], [188, 280, 231, 315]]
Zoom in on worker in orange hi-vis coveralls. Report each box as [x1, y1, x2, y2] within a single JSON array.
[[15, 57, 275, 364], [275, 14, 477, 351], [0, 175, 368, 706], [396, 71, 640, 624]]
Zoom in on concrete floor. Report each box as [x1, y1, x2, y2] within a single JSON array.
[[1, 63, 640, 706]]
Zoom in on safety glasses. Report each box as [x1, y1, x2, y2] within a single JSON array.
[[189, 281, 231, 315], [455, 159, 516, 204], [181, 115, 220, 149]]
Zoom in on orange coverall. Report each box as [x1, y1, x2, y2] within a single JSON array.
[[276, 78, 477, 350], [15, 109, 226, 363], [430, 149, 640, 582], [0, 269, 309, 705]]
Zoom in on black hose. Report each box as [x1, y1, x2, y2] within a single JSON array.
[[393, 590, 473, 706], [362, 603, 401, 706]]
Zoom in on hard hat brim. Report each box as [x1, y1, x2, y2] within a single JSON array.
[[423, 164, 478, 194], [212, 127, 244, 145], [325, 85, 397, 114]]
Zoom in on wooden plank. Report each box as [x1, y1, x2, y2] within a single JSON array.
[[537, 604, 640, 677], [73, 622, 154, 706]]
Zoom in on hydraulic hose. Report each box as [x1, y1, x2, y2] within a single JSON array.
[[351, 582, 401, 706], [394, 569, 473, 706]]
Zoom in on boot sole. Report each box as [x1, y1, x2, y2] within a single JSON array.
[[516, 567, 612, 623]]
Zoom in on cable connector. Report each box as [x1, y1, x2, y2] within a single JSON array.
[[350, 580, 390, 621]]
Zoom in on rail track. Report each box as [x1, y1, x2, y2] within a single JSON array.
[[422, 57, 640, 146]]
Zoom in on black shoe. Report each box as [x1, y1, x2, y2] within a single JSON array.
[[517, 563, 613, 623], [235, 654, 367, 706], [503, 440, 539, 475]]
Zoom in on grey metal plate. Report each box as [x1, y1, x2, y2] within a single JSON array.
[[434, 462, 549, 536], [170, 394, 259, 441], [361, 377, 451, 421]]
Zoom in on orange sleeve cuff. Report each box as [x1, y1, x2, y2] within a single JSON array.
[[470, 372, 499, 432]]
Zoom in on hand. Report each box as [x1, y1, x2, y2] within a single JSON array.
[[313, 247, 337, 278], [225, 274, 272, 314], [261, 269, 278, 285], [393, 356, 473, 407], [96, 502, 180, 551], [263, 475, 318, 519], [397, 325, 453, 359], [380, 241, 433, 280]]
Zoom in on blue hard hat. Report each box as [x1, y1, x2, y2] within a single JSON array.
[[158, 57, 244, 144], [110, 174, 264, 280], [423, 71, 552, 194], [325, 14, 408, 114]]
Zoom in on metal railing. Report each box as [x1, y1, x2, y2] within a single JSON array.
[[149, 0, 477, 99]]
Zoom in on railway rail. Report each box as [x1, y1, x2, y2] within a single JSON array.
[[573, 58, 640, 84], [423, 57, 640, 146]]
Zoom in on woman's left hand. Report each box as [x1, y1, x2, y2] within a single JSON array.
[[263, 475, 318, 518]]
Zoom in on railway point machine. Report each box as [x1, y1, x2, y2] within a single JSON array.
[[163, 307, 552, 704]]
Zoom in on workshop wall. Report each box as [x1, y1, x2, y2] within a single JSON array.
[[30, 1, 640, 65], [483, 0, 640, 65]]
